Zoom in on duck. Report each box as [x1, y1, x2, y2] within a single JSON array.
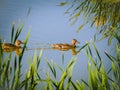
[[1, 40, 24, 52], [51, 39, 80, 50]]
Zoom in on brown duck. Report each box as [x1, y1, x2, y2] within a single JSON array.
[[51, 39, 80, 50], [1, 40, 24, 52]]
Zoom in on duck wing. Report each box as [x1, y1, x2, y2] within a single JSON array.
[[2, 43, 17, 52], [61, 43, 70, 46]]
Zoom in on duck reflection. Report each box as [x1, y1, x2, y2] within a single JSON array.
[[52, 47, 81, 55], [51, 39, 80, 55], [1, 40, 24, 55]]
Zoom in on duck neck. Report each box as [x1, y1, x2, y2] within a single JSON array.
[[71, 44, 76, 48], [15, 44, 20, 47]]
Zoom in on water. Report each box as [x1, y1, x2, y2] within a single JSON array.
[[0, 0, 114, 88]]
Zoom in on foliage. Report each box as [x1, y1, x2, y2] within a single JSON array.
[[61, 0, 120, 45], [0, 23, 120, 89], [81, 36, 120, 90]]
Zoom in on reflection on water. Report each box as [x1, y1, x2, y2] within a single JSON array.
[[26, 42, 88, 56], [2, 47, 22, 55], [52, 47, 81, 55], [2, 46, 80, 56], [26, 46, 81, 55]]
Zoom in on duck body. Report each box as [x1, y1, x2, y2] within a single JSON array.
[[1, 40, 23, 52], [51, 39, 79, 50], [1, 43, 21, 52], [52, 43, 75, 49]]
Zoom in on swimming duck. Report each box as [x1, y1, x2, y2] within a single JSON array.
[[1, 40, 24, 52], [51, 39, 80, 50]]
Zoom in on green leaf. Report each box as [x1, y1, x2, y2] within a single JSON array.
[[11, 23, 14, 43], [70, 18, 78, 26], [27, 7, 31, 17], [81, 79, 89, 87], [60, 2, 67, 6], [58, 57, 76, 89], [56, 63, 64, 72], [46, 60, 56, 78], [62, 53, 64, 64], [104, 51, 115, 62], [108, 36, 113, 46], [92, 42, 102, 61], [71, 81, 78, 90], [37, 50, 42, 69], [76, 24, 85, 33]]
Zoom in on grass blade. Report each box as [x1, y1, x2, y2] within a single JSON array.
[[76, 23, 85, 33], [11, 23, 14, 43], [58, 57, 76, 89], [37, 50, 42, 69], [46, 60, 56, 78], [27, 7, 31, 17], [104, 51, 116, 62], [81, 79, 89, 87], [62, 53, 64, 64], [92, 42, 101, 61]]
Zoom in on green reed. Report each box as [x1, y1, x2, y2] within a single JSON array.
[[0, 21, 120, 90]]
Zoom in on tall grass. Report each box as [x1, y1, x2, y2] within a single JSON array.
[[0, 21, 120, 90]]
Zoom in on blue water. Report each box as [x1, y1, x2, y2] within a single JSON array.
[[0, 0, 115, 89]]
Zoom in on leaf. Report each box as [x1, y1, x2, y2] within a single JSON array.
[[71, 81, 78, 90], [69, 11, 81, 21], [108, 36, 113, 46], [56, 63, 64, 72], [62, 53, 64, 64], [14, 22, 24, 43], [14, 56, 17, 72], [75, 11, 81, 17], [58, 57, 76, 89], [46, 60, 56, 78], [27, 7, 31, 17], [37, 50, 42, 69], [76, 24, 85, 33], [70, 18, 78, 26], [104, 51, 115, 62], [94, 34, 97, 42], [81, 79, 89, 87], [11, 23, 14, 43], [64, 4, 74, 15], [107, 67, 112, 74], [87, 45, 92, 57], [60, 2, 67, 6], [92, 42, 101, 61], [76, 42, 89, 54]]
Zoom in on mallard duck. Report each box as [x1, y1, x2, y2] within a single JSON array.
[[51, 39, 80, 50], [1, 40, 24, 52]]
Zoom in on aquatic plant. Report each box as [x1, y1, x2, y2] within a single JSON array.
[[0, 20, 120, 90], [60, 0, 120, 45]]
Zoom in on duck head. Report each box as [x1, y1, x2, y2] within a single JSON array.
[[15, 40, 24, 47], [71, 39, 80, 46]]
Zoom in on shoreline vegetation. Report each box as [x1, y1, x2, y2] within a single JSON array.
[[0, 20, 119, 90]]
